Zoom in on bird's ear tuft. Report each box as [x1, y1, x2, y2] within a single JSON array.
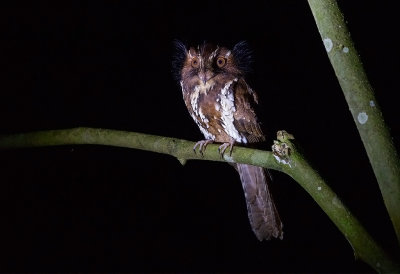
[[172, 40, 188, 82], [232, 41, 253, 74]]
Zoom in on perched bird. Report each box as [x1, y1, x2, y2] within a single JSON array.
[[174, 41, 283, 241]]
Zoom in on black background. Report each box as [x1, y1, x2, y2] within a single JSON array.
[[1, 1, 399, 272]]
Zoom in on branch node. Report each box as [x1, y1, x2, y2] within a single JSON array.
[[177, 158, 187, 166], [272, 131, 294, 168]]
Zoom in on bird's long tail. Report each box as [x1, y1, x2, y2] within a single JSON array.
[[236, 163, 283, 241]]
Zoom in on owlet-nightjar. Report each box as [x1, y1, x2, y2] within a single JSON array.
[[174, 41, 283, 241]]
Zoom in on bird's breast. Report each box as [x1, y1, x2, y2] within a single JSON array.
[[183, 78, 248, 143]]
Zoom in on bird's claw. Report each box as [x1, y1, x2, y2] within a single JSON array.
[[218, 141, 235, 157], [193, 140, 213, 155]]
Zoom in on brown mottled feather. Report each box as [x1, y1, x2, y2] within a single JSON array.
[[233, 79, 265, 143], [236, 164, 283, 240], [177, 41, 283, 241]]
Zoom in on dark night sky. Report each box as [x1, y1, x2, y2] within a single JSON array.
[[1, 1, 399, 272]]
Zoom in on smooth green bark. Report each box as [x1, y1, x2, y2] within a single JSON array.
[[307, 0, 400, 246], [0, 127, 399, 272]]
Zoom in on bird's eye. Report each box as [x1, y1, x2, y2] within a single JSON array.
[[216, 57, 226, 68], [191, 57, 200, 68]]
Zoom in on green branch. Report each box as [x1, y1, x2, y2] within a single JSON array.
[[307, 0, 400, 245], [0, 127, 398, 272]]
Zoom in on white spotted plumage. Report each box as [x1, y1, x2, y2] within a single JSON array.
[[190, 112, 215, 140], [209, 47, 219, 61], [190, 85, 201, 115], [198, 108, 210, 128], [186, 81, 217, 136], [218, 78, 247, 143]]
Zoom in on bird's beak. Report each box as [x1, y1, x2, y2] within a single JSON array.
[[198, 72, 207, 85], [198, 71, 213, 85]]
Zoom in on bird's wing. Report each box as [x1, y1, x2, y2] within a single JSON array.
[[233, 79, 265, 143]]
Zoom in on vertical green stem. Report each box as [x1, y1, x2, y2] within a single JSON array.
[[307, 0, 400, 245]]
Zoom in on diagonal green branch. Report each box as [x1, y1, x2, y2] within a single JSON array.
[[307, 0, 400, 245], [0, 127, 398, 272]]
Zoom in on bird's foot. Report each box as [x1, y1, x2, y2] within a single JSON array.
[[218, 140, 235, 157], [193, 139, 214, 155]]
